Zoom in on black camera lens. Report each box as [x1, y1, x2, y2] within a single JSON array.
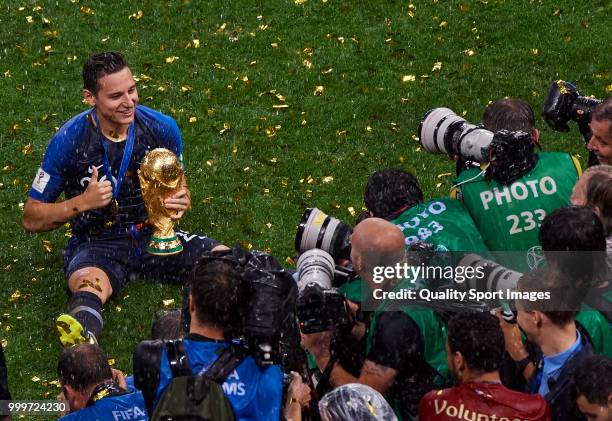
[[295, 208, 353, 261]]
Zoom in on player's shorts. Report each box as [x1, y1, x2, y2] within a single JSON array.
[[63, 226, 221, 295]]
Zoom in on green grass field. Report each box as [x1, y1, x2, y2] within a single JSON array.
[[0, 0, 610, 413]]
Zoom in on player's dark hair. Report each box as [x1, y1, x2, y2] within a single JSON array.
[[574, 355, 612, 405], [482, 98, 536, 134], [447, 312, 504, 373], [364, 169, 424, 220], [190, 257, 242, 328], [58, 344, 112, 391], [82, 52, 128, 95]]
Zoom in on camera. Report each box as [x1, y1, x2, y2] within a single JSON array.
[[295, 208, 353, 262], [181, 246, 297, 366], [457, 253, 522, 292], [419, 107, 533, 165], [295, 249, 354, 334], [542, 80, 602, 132]]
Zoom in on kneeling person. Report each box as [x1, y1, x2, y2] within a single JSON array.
[[133, 256, 283, 420], [58, 344, 146, 421]]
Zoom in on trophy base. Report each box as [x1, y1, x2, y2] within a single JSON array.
[[146, 235, 183, 256]]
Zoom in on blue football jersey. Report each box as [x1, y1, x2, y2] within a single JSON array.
[[59, 390, 148, 421], [29, 105, 182, 236], [155, 338, 283, 421]]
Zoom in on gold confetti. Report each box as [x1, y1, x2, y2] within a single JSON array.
[[272, 104, 289, 109], [181, 85, 192, 93], [270, 157, 278, 163], [270, 42, 278, 48], [249, 60, 258, 66], [80, 6, 94, 15], [265, 126, 278, 137], [531, 90, 540, 97], [314, 85, 325, 96], [531, 48, 540, 56], [337, 36, 345, 44], [26, 16, 34, 23], [226, 84, 233, 91], [408, 4, 416, 17], [302, 59, 313, 69], [366, 125, 373, 132], [321, 68, 333, 75], [295, 0, 306, 4], [115, 306, 122, 312], [22, 144, 32, 155], [436, 182, 443, 188], [240, 75, 249, 83], [44, 30, 58, 39], [553, 9, 561, 17], [193, 39, 200, 48], [265, 223, 272, 229], [219, 122, 231, 135], [32, 376, 40, 382], [285, 256, 295, 265], [399, 155, 405, 163], [322, 176, 334, 183], [389, 122, 399, 132], [188, 117, 197, 123], [162, 299, 175, 307], [0, 340, 6, 348], [4, 70, 11, 78], [129, 10, 143, 20], [207, 108, 215, 117], [605, 84, 612, 94], [33, 5, 43, 11], [464, 49, 475, 56], [213, 63, 226, 70], [206, 160, 214, 166], [347, 207, 356, 217], [262, 189, 270, 196], [432, 61, 442, 72], [402, 74, 416, 83], [336, 130, 348, 136], [165, 56, 179, 63], [42, 240, 52, 253], [44, 45, 54, 53], [439, 21, 448, 28], [107, 359, 115, 366], [437, 172, 452, 178]]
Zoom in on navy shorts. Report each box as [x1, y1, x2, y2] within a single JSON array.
[[63, 228, 221, 295]]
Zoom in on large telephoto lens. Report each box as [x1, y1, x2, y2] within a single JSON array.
[[419, 107, 494, 163], [458, 253, 522, 292], [296, 249, 335, 292], [295, 208, 353, 261]]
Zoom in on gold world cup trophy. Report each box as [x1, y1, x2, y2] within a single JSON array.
[[138, 148, 185, 255]]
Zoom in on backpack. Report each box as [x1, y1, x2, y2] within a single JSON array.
[[150, 340, 247, 421]]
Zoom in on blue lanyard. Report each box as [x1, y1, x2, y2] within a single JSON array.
[[92, 110, 136, 200]]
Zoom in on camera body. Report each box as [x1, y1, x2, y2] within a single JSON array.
[[542, 80, 602, 132], [295, 249, 355, 334], [181, 246, 297, 366]]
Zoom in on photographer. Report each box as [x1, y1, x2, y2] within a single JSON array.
[[574, 355, 612, 420], [539, 207, 611, 358], [587, 99, 612, 166], [58, 343, 146, 421], [364, 168, 489, 253], [302, 218, 448, 420], [452, 98, 581, 271], [503, 268, 593, 421], [133, 255, 284, 420]]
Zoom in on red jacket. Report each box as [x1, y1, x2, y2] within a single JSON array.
[[419, 382, 550, 421]]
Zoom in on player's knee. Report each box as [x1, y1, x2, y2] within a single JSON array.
[[68, 268, 112, 300]]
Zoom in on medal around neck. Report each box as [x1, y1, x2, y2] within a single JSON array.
[[138, 148, 184, 255]]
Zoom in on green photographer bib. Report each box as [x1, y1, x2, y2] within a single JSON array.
[[453, 152, 580, 271], [390, 197, 489, 253]]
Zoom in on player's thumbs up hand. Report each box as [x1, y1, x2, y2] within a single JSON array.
[[82, 165, 113, 211]]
